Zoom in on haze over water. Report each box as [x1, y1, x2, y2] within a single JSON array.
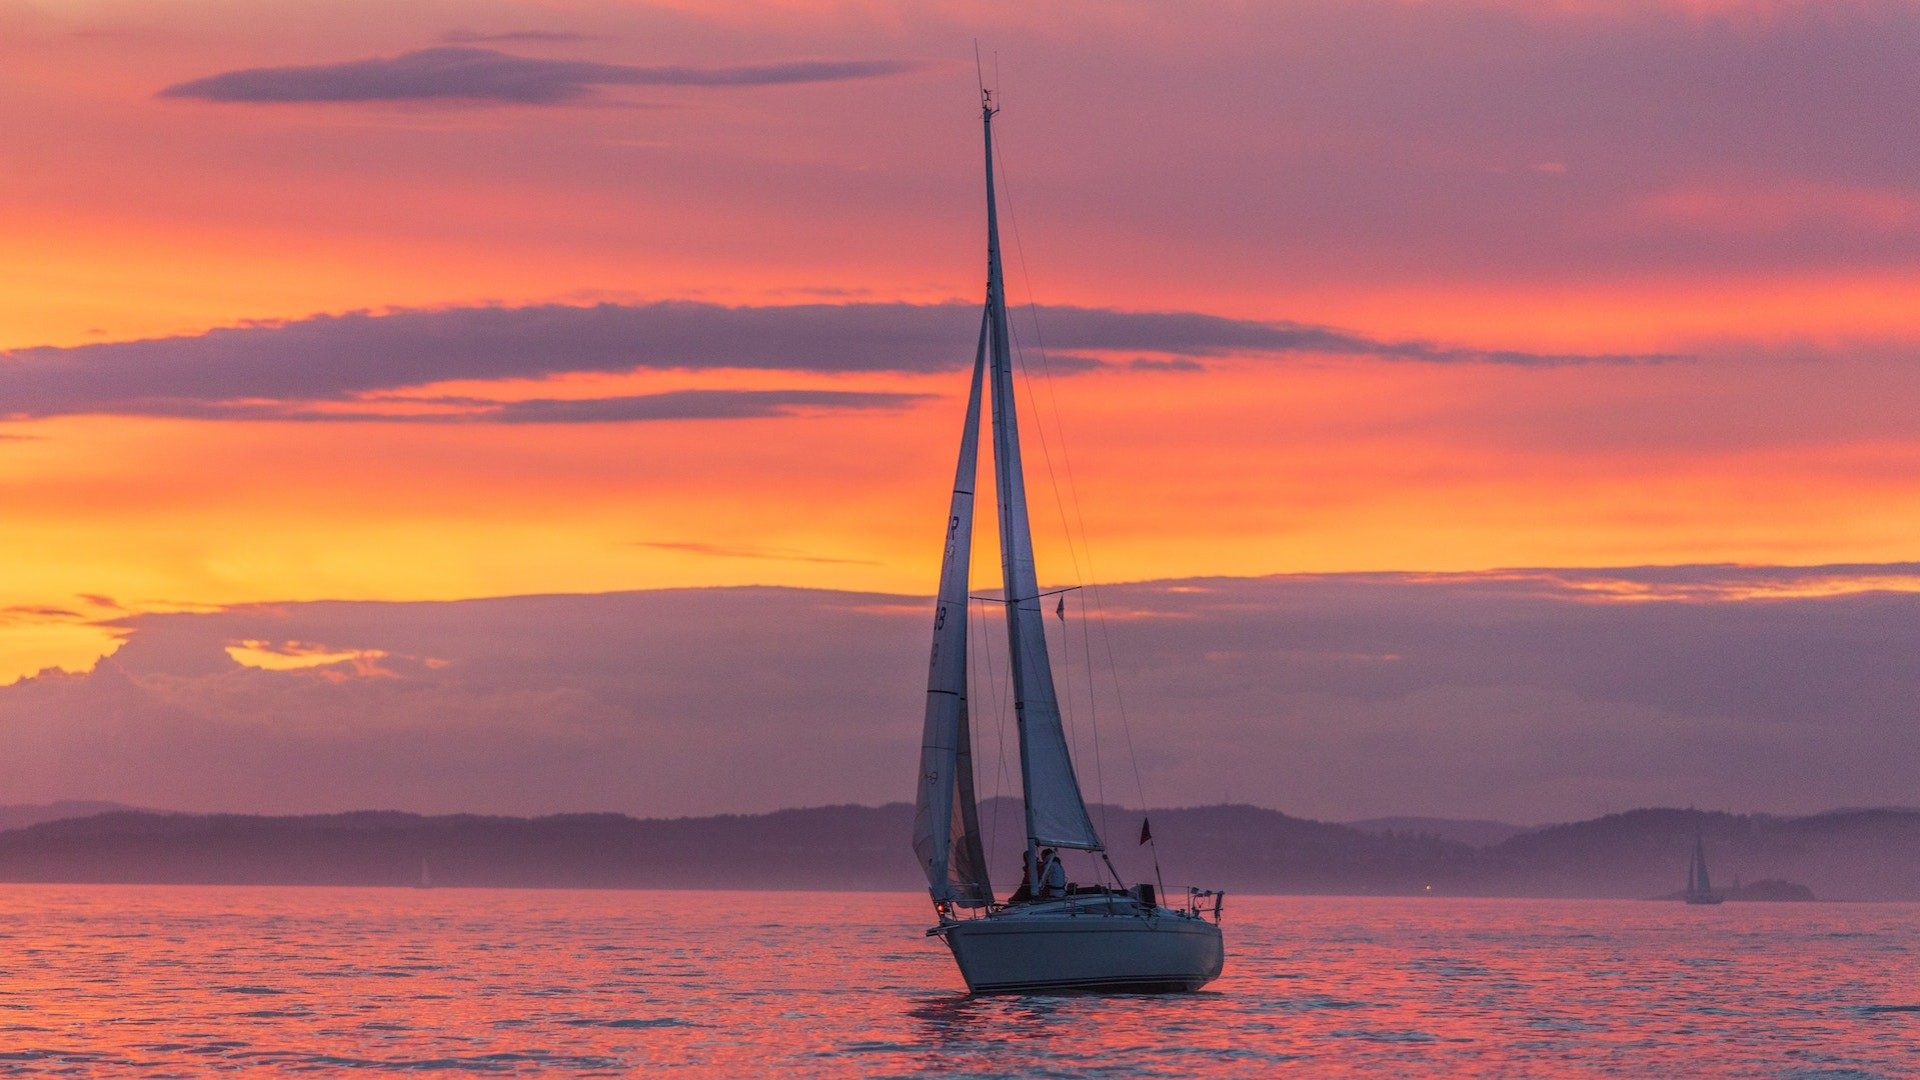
[[0, 886, 1914, 1077]]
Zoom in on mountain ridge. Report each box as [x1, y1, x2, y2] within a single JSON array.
[[0, 801, 141, 833], [0, 802, 1904, 898], [1345, 816, 1530, 847]]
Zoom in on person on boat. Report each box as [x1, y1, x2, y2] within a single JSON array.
[[1038, 848, 1067, 898], [1008, 855, 1034, 903]]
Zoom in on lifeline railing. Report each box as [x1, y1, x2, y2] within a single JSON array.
[[932, 884, 1225, 925]]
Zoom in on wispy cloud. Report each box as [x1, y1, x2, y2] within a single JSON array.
[[0, 301, 1676, 423], [438, 29, 596, 45], [0, 605, 85, 624], [1128, 357, 1206, 372], [92, 389, 926, 425], [157, 47, 918, 105], [1025, 307, 1678, 366], [465, 389, 924, 424]]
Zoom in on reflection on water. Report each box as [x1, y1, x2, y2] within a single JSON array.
[[0, 886, 1916, 1076]]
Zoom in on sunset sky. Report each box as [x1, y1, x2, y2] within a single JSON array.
[[5, 0, 1920, 820]]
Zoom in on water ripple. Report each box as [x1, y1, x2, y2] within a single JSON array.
[[0, 888, 1916, 1077]]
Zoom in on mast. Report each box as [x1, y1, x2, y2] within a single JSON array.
[[980, 90, 1103, 866]]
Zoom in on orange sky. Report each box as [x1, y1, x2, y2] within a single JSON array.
[[6, 0, 1920, 681]]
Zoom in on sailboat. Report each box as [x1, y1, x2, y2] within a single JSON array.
[[910, 88, 1225, 994], [415, 856, 433, 890], [1683, 829, 1723, 905]]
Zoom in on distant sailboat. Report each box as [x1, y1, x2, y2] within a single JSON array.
[[911, 87, 1225, 994], [416, 857, 433, 890], [1684, 830, 1722, 905]]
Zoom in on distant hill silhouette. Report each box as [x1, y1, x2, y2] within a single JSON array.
[[1725, 880, 1818, 902], [1654, 878, 1817, 902], [0, 801, 140, 833], [1345, 816, 1530, 847], [1481, 807, 1911, 899], [0, 802, 1903, 898]]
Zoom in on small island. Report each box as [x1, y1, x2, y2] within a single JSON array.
[[1657, 879, 1816, 902], [1724, 879, 1817, 902]]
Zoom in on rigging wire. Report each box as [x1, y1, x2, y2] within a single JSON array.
[[991, 118, 1155, 844], [998, 189, 1105, 834], [1005, 312, 1109, 855], [992, 126, 1125, 856]]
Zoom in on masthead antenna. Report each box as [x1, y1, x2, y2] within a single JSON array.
[[974, 40, 998, 116]]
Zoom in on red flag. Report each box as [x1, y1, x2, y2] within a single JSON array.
[[1138, 817, 1152, 845]]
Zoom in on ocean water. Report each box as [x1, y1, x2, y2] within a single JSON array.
[[0, 887, 1915, 1077]]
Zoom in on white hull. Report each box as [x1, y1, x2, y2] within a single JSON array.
[[937, 896, 1224, 994]]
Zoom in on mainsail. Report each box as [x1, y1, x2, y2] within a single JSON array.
[[1689, 832, 1713, 897], [911, 312, 995, 906], [980, 100, 1103, 854]]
